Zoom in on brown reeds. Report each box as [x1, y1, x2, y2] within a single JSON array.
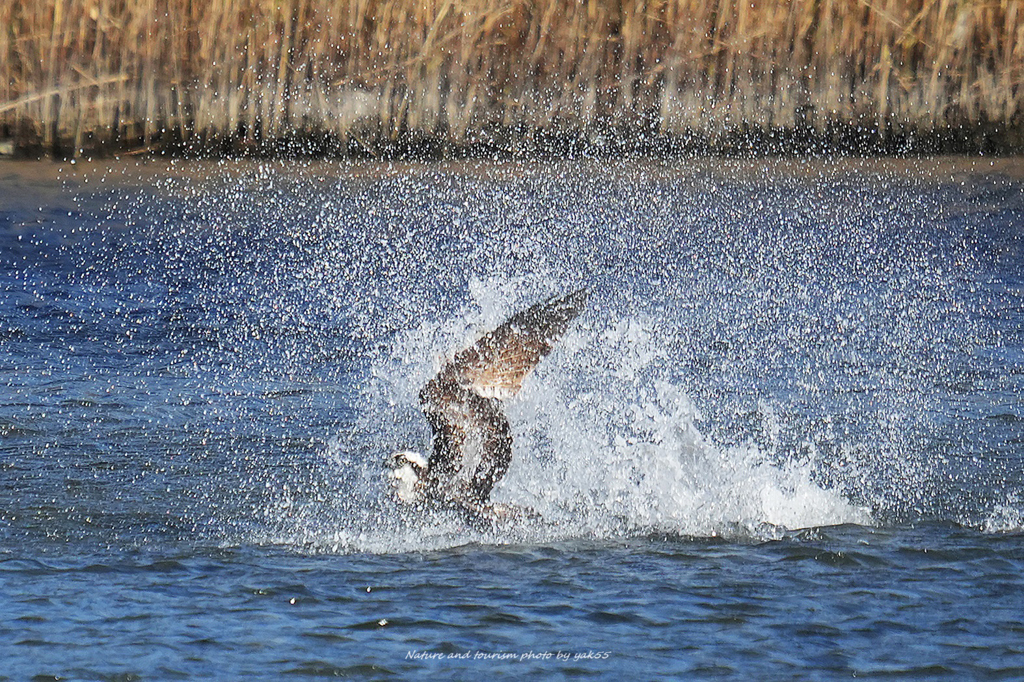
[[2, 0, 1022, 157]]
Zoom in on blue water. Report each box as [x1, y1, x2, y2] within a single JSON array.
[[1, 158, 1023, 679]]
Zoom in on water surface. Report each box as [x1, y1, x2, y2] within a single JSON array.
[[1, 157, 1023, 678]]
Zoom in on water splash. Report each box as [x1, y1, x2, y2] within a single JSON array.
[[38, 160, 1017, 552], [981, 495, 1024, 534], [259, 282, 873, 553]]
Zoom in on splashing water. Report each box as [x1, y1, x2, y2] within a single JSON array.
[[121, 160, 1015, 551], [273, 278, 871, 552], [6, 158, 1021, 555]]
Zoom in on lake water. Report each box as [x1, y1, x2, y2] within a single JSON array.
[[1, 157, 1023, 679]]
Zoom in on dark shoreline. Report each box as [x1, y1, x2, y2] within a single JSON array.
[[5, 155, 1024, 197], [5, 122, 1024, 162]]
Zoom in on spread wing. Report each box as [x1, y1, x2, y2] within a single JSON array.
[[447, 289, 589, 400], [418, 290, 588, 503]]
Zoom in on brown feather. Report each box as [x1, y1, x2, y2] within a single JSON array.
[[449, 290, 589, 399], [417, 290, 588, 505]]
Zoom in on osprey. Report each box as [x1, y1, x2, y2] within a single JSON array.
[[389, 290, 588, 519]]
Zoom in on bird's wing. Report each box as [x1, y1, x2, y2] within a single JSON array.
[[417, 290, 588, 503], [447, 289, 589, 400]]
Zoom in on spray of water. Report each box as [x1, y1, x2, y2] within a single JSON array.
[[60, 160, 1016, 552], [255, 280, 872, 553]]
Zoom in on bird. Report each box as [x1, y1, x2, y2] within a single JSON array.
[[389, 290, 589, 522]]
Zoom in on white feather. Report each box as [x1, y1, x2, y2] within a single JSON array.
[[389, 450, 429, 503]]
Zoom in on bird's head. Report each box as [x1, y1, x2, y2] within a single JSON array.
[[388, 450, 429, 503]]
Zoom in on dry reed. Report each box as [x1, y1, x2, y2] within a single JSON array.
[[2, 0, 1022, 157]]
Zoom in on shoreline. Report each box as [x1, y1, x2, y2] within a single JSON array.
[[3, 124, 1023, 161], [4, 155, 1024, 196]]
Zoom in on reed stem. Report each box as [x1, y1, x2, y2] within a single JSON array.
[[2, 0, 1022, 157]]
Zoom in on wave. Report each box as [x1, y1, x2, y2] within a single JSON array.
[[981, 496, 1024, 534]]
